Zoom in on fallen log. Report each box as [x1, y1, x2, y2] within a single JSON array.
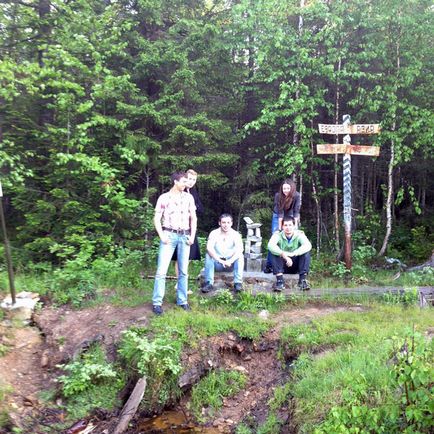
[[112, 376, 147, 434]]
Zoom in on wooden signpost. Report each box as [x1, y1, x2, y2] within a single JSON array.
[[317, 115, 380, 269]]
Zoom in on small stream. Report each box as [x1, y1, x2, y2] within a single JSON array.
[[136, 410, 222, 433]]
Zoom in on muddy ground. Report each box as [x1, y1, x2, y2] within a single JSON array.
[[0, 302, 366, 433]]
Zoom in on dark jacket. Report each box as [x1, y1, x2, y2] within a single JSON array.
[[273, 191, 301, 219]]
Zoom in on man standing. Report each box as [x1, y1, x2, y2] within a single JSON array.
[[202, 213, 244, 293], [152, 172, 197, 315], [267, 217, 312, 291]]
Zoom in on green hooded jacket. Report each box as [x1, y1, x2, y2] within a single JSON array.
[[267, 229, 312, 257]]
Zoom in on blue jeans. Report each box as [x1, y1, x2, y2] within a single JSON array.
[[153, 232, 190, 306], [204, 253, 244, 285], [265, 212, 280, 268]]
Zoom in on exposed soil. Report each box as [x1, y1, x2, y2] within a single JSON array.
[[0, 302, 367, 433]]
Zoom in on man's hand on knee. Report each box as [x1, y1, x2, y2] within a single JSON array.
[[280, 251, 293, 267]]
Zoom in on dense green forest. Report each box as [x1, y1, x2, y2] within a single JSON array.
[[1, 0, 433, 269]]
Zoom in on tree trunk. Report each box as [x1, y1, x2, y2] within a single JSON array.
[[379, 37, 400, 256], [333, 56, 342, 255], [378, 136, 395, 256]]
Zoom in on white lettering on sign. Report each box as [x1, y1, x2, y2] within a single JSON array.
[[319, 124, 345, 135], [319, 124, 380, 135], [355, 124, 373, 134]]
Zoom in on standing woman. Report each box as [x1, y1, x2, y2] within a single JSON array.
[[263, 178, 301, 273], [172, 169, 203, 285]]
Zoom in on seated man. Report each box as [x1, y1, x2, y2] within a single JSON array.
[[267, 216, 312, 291], [202, 213, 244, 293]]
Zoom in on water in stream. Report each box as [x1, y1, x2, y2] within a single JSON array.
[[136, 410, 222, 433]]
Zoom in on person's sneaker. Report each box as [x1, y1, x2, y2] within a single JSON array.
[[274, 279, 284, 292], [263, 265, 273, 274], [152, 305, 163, 315], [179, 304, 191, 311], [297, 279, 311, 291], [187, 289, 193, 295], [201, 282, 214, 293], [234, 283, 243, 292]]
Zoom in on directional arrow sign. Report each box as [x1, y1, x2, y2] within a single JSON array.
[[319, 124, 380, 135], [317, 144, 380, 156]]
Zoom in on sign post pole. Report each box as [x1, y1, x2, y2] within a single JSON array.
[[316, 116, 380, 270], [342, 115, 352, 269], [0, 180, 16, 305]]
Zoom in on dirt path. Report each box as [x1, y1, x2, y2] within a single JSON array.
[[0, 301, 366, 433]]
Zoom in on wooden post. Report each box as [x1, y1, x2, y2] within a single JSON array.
[[342, 115, 352, 268], [0, 181, 16, 304], [316, 116, 380, 270]]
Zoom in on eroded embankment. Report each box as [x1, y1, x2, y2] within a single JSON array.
[[1, 303, 367, 433]]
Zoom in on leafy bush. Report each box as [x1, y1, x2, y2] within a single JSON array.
[[57, 346, 118, 397], [118, 328, 182, 411], [382, 288, 419, 305], [49, 252, 95, 306], [190, 369, 247, 422], [391, 330, 434, 432], [314, 330, 434, 434], [405, 267, 434, 286], [91, 248, 145, 288], [407, 226, 434, 262]]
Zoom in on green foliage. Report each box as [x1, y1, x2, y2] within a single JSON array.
[[149, 308, 271, 342], [314, 329, 434, 434], [190, 369, 247, 422], [407, 226, 434, 262], [382, 288, 419, 305], [314, 376, 399, 434], [1, 0, 433, 268], [118, 328, 182, 410], [403, 267, 434, 287], [56, 344, 125, 422], [279, 320, 358, 360], [235, 424, 253, 434], [49, 252, 96, 307], [0, 384, 12, 429], [57, 345, 118, 397], [392, 330, 434, 432], [254, 382, 293, 434], [286, 305, 433, 433], [202, 288, 286, 313]]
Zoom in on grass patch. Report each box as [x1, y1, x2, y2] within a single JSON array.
[[283, 305, 434, 433], [190, 369, 247, 422], [199, 288, 290, 313], [0, 383, 13, 429], [149, 308, 272, 343]]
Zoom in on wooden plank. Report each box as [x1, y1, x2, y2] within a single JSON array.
[[317, 144, 347, 154], [319, 124, 380, 135], [112, 376, 147, 434], [317, 144, 380, 156], [349, 145, 380, 156]]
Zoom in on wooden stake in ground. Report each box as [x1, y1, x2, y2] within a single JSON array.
[[317, 115, 380, 269], [112, 376, 147, 434]]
